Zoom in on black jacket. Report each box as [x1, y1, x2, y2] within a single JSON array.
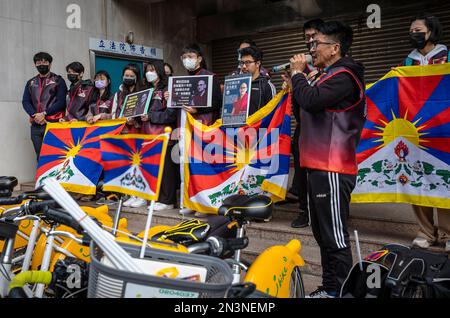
[[292, 57, 366, 175], [248, 75, 276, 116]]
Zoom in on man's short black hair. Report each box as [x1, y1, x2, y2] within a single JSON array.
[[240, 39, 257, 47], [317, 21, 353, 57], [412, 13, 443, 44], [303, 19, 325, 33], [239, 46, 263, 62], [33, 52, 53, 64], [66, 62, 85, 74]]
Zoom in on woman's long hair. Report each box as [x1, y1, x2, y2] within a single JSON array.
[[93, 70, 112, 101], [143, 60, 168, 90], [120, 63, 144, 99]]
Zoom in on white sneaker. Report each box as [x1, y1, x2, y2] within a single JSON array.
[[130, 197, 147, 208], [123, 196, 137, 207], [179, 208, 195, 215], [412, 237, 432, 249], [445, 240, 450, 253], [153, 202, 174, 211], [306, 288, 336, 298]]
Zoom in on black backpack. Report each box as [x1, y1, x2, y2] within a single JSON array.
[[341, 244, 450, 298]]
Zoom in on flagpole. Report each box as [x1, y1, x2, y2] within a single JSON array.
[[179, 110, 187, 215], [140, 200, 155, 259]]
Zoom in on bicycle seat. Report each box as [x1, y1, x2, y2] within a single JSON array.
[[151, 219, 210, 246], [0, 177, 18, 193], [218, 195, 273, 221]]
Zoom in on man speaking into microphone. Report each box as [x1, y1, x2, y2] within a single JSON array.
[[289, 21, 366, 298]]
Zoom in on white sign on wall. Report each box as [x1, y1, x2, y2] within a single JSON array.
[[89, 38, 164, 60]]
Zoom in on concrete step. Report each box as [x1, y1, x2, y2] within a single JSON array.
[[115, 206, 422, 281], [120, 206, 415, 255], [20, 181, 35, 192], [275, 202, 419, 235]]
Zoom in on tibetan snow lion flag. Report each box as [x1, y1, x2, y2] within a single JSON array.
[[180, 91, 292, 214], [36, 120, 126, 195], [100, 133, 169, 201], [353, 64, 450, 209]]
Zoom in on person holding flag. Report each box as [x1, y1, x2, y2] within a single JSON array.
[[399, 14, 450, 252]]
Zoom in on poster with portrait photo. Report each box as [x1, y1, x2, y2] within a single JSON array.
[[221, 75, 252, 126], [168, 75, 213, 108], [120, 88, 154, 118]]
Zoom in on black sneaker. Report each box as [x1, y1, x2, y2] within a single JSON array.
[[291, 213, 309, 228]]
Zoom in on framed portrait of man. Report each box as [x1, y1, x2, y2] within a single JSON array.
[[120, 88, 154, 118], [168, 75, 213, 108], [221, 75, 252, 126]]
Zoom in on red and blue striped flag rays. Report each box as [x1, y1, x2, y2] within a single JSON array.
[[180, 91, 292, 214], [100, 134, 169, 201], [353, 64, 450, 209], [36, 120, 126, 195]]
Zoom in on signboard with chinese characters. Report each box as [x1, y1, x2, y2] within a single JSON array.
[[221, 75, 252, 126], [89, 38, 163, 60], [119, 88, 154, 118], [167, 75, 213, 108]]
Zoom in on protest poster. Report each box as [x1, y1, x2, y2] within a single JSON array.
[[168, 75, 213, 108], [120, 88, 154, 118], [221, 74, 252, 126]]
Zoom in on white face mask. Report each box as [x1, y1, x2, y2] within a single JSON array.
[[145, 71, 158, 83], [183, 58, 198, 71]]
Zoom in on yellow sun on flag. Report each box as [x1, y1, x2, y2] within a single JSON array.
[[131, 152, 141, 167], [64, 142, 82, 159], [225, 137, 258, 173], [374, 110, 428, 149]]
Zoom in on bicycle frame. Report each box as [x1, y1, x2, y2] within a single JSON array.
[[224, 220, 305, 298]]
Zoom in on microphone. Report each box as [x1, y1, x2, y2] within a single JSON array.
[[271, 54, 313, 73]]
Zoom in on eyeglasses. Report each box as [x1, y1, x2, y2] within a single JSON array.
[[239, 60, 257, 66], [309, 40, 338, 50]]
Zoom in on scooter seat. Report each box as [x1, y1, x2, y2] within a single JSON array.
[[0, 177, 18, 193], [218, 195, 273, 221]]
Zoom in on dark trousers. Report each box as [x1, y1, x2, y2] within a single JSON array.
[[31, 124, 47, 160], [291, 124, 308, 212], [158, 143, 179, 205], [307, 169, 355, 293]]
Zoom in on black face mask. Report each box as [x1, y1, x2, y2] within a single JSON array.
[[37, 65, 50, 75], [67, 74, 80, 84], [123, 77, 136, 87], [409, 32, 428, 50]]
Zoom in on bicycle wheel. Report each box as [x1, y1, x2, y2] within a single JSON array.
[[289, 266, 305, 298]]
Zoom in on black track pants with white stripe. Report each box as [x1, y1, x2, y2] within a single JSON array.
[[307, 169, 356, 293]]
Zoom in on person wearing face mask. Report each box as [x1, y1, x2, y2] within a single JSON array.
[[178, 43, 223, 126], [111, 63, 144, 134], [22, 52, 67, 159], [400, 14, 450, 253], [137, 61, 179, 211], [61, 62, 95, 122], [86, 70, 113, 124], [112, 64, 147, 208], [402, 14, 449, 66]]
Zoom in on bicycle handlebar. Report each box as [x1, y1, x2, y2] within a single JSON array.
[[44, 209, 84, 234], [8, 271, 53, 299]]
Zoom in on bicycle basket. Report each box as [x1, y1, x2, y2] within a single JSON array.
[[87, 241, 233, 298]]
